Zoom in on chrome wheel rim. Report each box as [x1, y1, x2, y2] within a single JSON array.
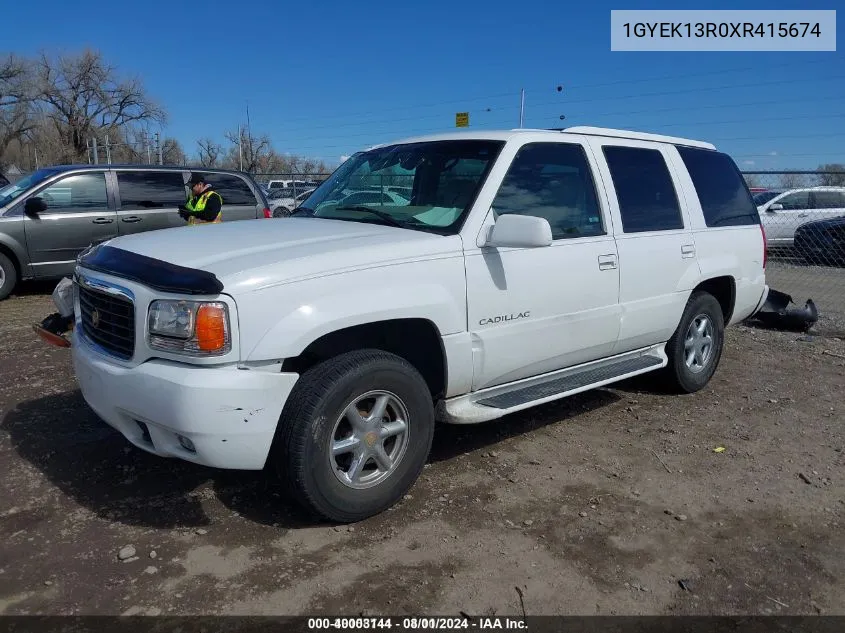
[[0, 265, 5, 287], [684, 314, 715, 374], [329, 390, 410, 490]]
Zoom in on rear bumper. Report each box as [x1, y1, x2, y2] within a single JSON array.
[[72, 332, 298, 470]]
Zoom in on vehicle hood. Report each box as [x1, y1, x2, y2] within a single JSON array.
[[796, 214, 845, 232], [99, 218, 463, 294]]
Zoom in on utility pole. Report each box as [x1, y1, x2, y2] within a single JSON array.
[[105, 134, 112, 164], [246, 102, 253, 171], [155, 132, 163, 165], [92, 137, 99, 164], [519, 88, 525, 128], [238, 124, 244, 171]]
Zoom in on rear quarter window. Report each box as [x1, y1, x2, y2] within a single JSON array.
[[676, 146, 760, 227], [204, 174, 257, 205]]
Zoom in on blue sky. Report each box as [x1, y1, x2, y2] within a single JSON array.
[[4, 0, 843, 170]]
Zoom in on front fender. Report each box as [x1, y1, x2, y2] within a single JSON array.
[[0, 217, 30, 278], [237, 258, 468, 363]]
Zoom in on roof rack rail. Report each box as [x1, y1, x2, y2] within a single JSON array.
[[559, 126, 716, 150]]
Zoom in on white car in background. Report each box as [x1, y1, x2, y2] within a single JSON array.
[[756, 186, 845, 247], [268, 189, 314, 217]]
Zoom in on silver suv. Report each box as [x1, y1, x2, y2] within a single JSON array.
[[0, 165, 271, 299]]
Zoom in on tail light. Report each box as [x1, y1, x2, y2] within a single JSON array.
[[263, 207, 272, 219], [760, 223, 767, 269]]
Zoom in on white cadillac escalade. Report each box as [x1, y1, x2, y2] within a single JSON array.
[[71, 127, 769, 522]]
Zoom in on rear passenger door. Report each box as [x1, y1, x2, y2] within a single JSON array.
[[589, 141, 700, 355], [203, 173, 260, 222], [114, 170, 187, 235], [809, 190, 845, 223]]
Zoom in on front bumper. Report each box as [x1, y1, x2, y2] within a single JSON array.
[[72, 331, 298, 470]]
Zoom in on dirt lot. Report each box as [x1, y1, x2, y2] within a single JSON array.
[[1, 284, 844, 617]]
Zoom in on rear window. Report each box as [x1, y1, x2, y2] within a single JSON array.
[[204, 174, 257, 205], [676, 146, 760, 227], [116, 171, 185, 209]]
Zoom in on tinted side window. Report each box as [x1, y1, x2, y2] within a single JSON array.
[[117, 171, 185, 209], [812, 191, 845, 209], [778, 192, 810, 210], [204, 174, 256, 205], [39, 173, 109, 213], [676, 147, 760, 227], [603, 146, 683, 233], [492, 142, 604, 240]]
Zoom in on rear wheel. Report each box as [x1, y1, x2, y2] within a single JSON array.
[[661, 291, 724, 393], [0, 252, 18, 301], [273, 206, 291, 218], [272, 349, 434, 522]]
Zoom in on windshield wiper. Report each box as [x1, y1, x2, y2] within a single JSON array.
[[333, 206, 406, 228]]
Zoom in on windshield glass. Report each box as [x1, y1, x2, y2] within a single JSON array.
[[299, 140, 505, 234], [0, 168, 61, 207], [752, 191, 781, 206]]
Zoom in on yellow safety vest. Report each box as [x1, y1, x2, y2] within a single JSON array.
[[185, 190, 223, 225]]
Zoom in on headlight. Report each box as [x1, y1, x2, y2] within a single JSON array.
[[148, 300, 231, 356]]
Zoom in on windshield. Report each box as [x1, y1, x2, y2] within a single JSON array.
[[298, 140, 505, 234], [752, 191, 781, 206], [0, 168, 61, 207]]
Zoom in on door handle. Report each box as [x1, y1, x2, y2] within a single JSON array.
[[681, 244, 696, 259], [92, 217, 114, 224], [122, 216, 142, 223], [598, 254, 617, 270]]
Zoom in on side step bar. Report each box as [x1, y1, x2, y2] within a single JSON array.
[[438, 344, 667, 425]]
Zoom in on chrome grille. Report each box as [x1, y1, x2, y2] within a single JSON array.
[[78, 284, 136, 360]]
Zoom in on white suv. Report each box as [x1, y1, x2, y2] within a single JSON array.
[[70, 127, 768, 522], [755, 186, 845, 247]]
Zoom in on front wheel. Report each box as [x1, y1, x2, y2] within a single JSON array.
[[272, 349, 435, 522], [0, 252, 18, 301], [661, 291, 725, 394]]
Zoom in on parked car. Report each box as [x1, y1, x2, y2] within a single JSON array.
[[266, 179, 322, 192], [267, 188, 315, 217], [69, 127, 767, 522], [756, 186, 845, 248], [793, 215, 845, 266], [0, 165, 271, 300]]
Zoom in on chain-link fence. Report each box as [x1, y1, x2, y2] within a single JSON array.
[[743, 171, 845, 325]]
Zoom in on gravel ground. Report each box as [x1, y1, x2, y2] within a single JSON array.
[[1, 283, 843, 616]]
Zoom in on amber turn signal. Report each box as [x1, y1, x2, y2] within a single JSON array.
[[195, 304, 228, 352]]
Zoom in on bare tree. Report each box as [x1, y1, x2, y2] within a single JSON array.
[[196, 138, 222, 167], [162, 138, 186, 165], [224, 127, 271, 173], [817, 163, 845, 187], [0, 54, 36, 169], [779, 172, 810, 189], [34, 49, 166, 162], [743, 173, 762, 189]]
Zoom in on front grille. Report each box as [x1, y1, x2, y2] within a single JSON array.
[[78, 285, 136, 360]]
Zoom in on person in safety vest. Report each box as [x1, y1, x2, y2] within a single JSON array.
[[179, 173, 223, 224]]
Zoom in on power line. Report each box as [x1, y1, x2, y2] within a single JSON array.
[[272, 58, 832, 126], [270, 73, 845, 137]]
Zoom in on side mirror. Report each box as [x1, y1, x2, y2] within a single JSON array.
[[485, 213, 552, 248], [24, 196, 47, 217], [768, 203, 784, 212]]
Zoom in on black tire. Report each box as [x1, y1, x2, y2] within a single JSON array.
[[661, 291, 725, 394], [0, 252, 18, 301], [273, 206, 291, 218], [272, 349, 435, 523]]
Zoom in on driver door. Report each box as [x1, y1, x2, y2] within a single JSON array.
[[23, 171, 117, 278]]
